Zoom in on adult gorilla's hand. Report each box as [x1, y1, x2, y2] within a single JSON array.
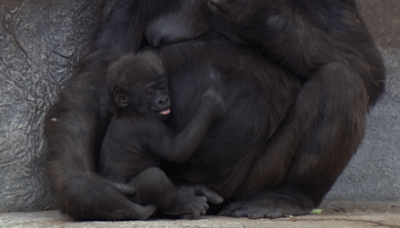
[[53, 172, 156, 221], [110, 181, 157, 220], [111, 181, 136, 195]]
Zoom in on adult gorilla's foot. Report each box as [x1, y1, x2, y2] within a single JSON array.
[[219, 189, 314, 219]]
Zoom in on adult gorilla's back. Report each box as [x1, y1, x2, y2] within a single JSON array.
[[44, 0, 384, 221]]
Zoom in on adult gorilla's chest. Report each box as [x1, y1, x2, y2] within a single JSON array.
[[158, 37, 301, 197]]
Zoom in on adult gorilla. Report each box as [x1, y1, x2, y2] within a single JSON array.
[[44, 0, 384, 221]]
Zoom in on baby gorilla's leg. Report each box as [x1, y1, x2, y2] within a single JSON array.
[[127, 167, 177, 208], [128, 167, 209, 219]]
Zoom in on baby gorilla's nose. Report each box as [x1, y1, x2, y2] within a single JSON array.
[[156, 95, 170, 109]]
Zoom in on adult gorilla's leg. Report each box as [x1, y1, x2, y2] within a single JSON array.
[[220, 63, 368, 218], [213, 0, 383, 219]]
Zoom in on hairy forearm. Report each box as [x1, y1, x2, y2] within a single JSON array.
[[168, 109, 216, 162]]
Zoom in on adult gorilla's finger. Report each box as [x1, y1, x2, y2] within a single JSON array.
[[218, 201, 243, 216], [249, 211, 267, 219], [129, 203, 157, 220], [112, 182, 136, 195], [265, 210, 284, 219], [179, 213, 194, 220], [231, 209, 249, 218], [192, 211, 202, 220], [193, 185, 224, 205]]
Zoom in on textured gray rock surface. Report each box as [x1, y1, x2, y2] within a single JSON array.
[[0, 0, 399, 212], [0, 0, 99, 211]]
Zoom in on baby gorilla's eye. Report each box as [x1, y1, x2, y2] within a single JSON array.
[[145, 87, 155, 97]]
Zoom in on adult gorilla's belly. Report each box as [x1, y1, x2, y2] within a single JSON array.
[[159, 38, 301, 198]]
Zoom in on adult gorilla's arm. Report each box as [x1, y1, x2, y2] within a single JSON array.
[[44, 66, 159, 221], [210, 0, 385, 218], [43, 0, 164, 221]]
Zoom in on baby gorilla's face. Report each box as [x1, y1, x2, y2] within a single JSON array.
[[132, 77, 171, 121], [110, 53, 171, 121]]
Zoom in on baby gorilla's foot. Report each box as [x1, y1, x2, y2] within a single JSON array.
[[163, 185, 223, 219], [163, 193, 209, 219]]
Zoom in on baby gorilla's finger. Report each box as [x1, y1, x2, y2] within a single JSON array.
[[201, 204, 208, 215], [202, 88, 217, 99], [204, 200, 210, 210], [193, 185, 224, 205], [198, 196, 209, 216]]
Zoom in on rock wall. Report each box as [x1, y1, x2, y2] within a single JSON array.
[[0, 0, 98, 211], [0, 0, 398, 211]]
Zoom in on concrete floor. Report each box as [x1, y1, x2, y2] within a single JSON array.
[[1, 200, 400, 228], [0, 212, 400, 228]]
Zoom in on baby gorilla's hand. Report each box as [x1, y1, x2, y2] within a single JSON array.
[[201, 88, 227, 119]]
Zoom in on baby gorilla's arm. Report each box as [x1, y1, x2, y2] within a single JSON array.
[[149, 88, 226, 163]]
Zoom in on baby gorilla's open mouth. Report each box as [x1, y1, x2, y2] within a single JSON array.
[[160, 109, 171, 115]]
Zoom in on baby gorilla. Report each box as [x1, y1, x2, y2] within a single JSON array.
[[99, 52, 226, 219]]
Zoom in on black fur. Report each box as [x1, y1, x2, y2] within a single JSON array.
[[44, 0, 384, 221], [205, 0, 384, 218]]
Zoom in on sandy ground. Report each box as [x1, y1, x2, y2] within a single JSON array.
[[1, 200, 399, 228]]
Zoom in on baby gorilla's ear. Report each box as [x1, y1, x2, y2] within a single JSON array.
[[114, 88, 129, 107]]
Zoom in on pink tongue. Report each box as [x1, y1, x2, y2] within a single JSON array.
[[160, 109, 171, 115]]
